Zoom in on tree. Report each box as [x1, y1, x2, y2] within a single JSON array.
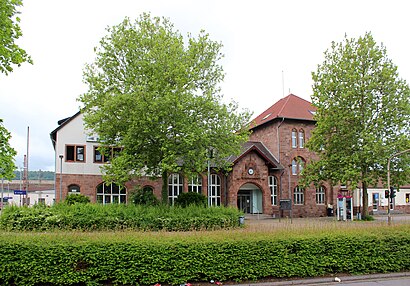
[[78, 13, 250, 201], [0, 119, 17, 180], [0, 0, 32, 75], [304, 32, 410, 217]]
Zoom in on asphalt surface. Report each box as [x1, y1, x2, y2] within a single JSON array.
[[232, 272, 410, 286], [237, 214, 410, 285]]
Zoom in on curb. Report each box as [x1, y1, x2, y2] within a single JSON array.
[[231, 272, 410, 286]]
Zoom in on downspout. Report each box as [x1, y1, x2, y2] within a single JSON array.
[[277, 117, 285, 206]]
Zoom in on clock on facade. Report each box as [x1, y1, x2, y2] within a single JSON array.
[[248, 168, 254, 175]]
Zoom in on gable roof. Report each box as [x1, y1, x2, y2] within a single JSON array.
[[227, 141, 283, 170], [250, 94, 316, 129], [49, 111, 81, 149]]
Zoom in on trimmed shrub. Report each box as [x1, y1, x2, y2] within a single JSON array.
[[175, 192, 207, 208], [0, 204, 241, 231], [64, 194, 90, 205], [130, 186, 159, 206], [0, 226, 409, 285]]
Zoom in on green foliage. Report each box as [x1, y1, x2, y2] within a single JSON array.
[[305, 32, 410, 216], [0, 119, 17, 180], [0, 0, 32, 74], [78, 13, 251, 187], [0, 204, 241, 231], [361, 215, 375, 221], [175, 191, 207, 208], [13, 170, 55, 180], [0, 227, 409, 285], [64, 194, 91, 205], [129, 186, 159, 206]]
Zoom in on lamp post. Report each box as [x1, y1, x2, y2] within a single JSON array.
[[387, 149, 410, 225], [59, 154, 63, 202]]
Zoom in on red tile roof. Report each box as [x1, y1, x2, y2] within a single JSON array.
[[250, 94, 316, 129]]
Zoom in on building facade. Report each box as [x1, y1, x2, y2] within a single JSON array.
[[50, 94, 410, 217]]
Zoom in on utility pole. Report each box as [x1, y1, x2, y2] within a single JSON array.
[[387, 149, 410, 225]]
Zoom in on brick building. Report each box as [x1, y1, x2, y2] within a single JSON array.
[[50, 94, 410, 217]]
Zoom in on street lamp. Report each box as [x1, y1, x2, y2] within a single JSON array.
[[59, 154, 63, 202]]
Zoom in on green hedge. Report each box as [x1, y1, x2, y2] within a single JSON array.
[[0, 227, 409, 285], [0, 204, 242, 231]]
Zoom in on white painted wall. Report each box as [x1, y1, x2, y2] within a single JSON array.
[[2, 190, 55, 207], [353, 187, 410, 210], [55, 113, 104, 175]]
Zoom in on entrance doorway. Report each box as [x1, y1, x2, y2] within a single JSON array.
[[237, 191, 251, 213], [237, 183, 263, 214]]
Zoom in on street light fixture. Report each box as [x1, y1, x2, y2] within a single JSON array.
[[59, 154, 63, 202]]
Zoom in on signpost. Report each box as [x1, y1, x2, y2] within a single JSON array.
[[279, 199, 292, 223], [14, 190, 27, 195]]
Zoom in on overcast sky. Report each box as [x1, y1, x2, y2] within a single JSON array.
[[1, 0, 410, 172]]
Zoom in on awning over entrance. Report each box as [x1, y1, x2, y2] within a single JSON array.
[[227, 141, 284, 170]]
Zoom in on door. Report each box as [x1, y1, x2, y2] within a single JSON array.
[[237, 190, 251, 213], [372, 193, 379, 211]]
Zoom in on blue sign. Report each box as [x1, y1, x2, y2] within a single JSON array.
[[14, 190, 27, 195]]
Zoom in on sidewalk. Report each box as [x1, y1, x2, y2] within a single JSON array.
[[231, 272, 410, 286]]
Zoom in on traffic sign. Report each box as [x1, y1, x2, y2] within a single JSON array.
[[14, 190, 27, 195]]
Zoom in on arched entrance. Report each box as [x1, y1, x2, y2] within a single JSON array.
[[237, 183, 263, 214]]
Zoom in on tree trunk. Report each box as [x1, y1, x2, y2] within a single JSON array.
[[362, 181, 368, 217], [161, 171, 168, 204]]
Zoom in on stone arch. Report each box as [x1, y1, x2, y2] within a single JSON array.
[[237, 182, 265, 214]]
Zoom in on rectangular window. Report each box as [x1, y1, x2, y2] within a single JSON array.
[[188, 175, 202, 193], [291, 130, 297, 148], [66, 145, 85, 162], [294, 187, 304, 205], [316, 187, 325, 205], [299, 130, 305, 148], [94, 146, 121, 163], [269, 176, 278, 205]]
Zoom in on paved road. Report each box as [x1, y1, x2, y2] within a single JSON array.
[[233, 272, 410, 286]]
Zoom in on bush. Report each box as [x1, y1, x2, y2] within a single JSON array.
[[64, 194, 90, 205], [0, 204, 242, 231], [0, 226, 409, 285], [175, 192, 207, 208], [130, 186, 159, 206]]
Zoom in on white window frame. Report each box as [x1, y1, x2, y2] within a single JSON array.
[[294, 186, 304, 205], [96, 182, 127, 205], [269, 176, 278, 205], [316, 186, 325, 205], [209, 174, 221, 206], [188, 175, 202, 193], [299, 129, 305, 148], [291, 129, 297, 148], [168, 173, 183, 205]]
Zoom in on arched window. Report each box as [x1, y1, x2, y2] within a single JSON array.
[[68, 184, 80, 195], [168, 173, 183, 205], [294, 186, 304, 205], [142, 185, 154, 194], [299, 129, 305, 148], [269, 176, 278, 205], [291, 128, 297, 148], [96, 182, 126, 204], [291, 157, 305, 175], [188, 174, 202, 193], [316, 186, 326, 205], [209, 174, 221, 206]]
